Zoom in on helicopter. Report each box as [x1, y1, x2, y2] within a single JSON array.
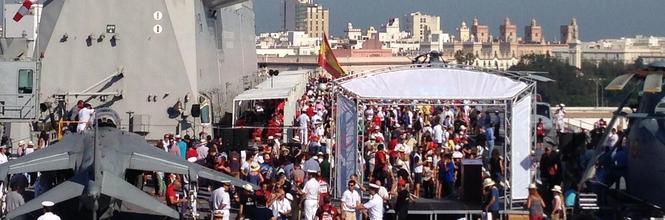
[[579, 60, 665, 218]]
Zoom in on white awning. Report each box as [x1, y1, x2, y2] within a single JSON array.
[[233, 87, 292, 101], [232, 70, 309, 126], [340, 68, 527, 100]]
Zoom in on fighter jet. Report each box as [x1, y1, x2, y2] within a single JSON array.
[[0, 108, 257, 219]]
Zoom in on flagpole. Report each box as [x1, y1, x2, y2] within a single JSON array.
[[2, 0, 5, 38]]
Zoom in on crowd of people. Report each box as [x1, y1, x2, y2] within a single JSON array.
[[0, 73, 632, 220], [164, 73, 519, 220]]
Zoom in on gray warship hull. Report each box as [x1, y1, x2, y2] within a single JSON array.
[[31, 0, 258, 139]]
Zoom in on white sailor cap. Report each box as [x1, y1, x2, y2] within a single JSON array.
[[41, 201, 55, 207], [285, 193, 294, 201], [368, 183, 380, 189], [187, 157, 198, 163], [307, 169, 318, 173], [221, 180, 231, 184]]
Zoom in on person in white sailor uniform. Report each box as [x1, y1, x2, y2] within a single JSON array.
[[37, 201, 61, 220]]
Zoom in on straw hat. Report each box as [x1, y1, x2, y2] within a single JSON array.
[[528, 184, 537, 189], [368, 183, 380, 189], [242, 184, 254, 192], [292, 136, 301, 142], [250, 163, 260, 172], [396, 160, 405, 167], [213, 210, 224, 217], [551, 185, 562, 193], [452, 151, 463, 159], [482, 178, 496, 188], [18, 141, 24, 145]]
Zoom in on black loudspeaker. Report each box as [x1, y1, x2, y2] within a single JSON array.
[[461, 159, 483, 204], [191, 104, 201, 117]]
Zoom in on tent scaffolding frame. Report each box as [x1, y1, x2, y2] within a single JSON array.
[[331, 64, 537, 210]]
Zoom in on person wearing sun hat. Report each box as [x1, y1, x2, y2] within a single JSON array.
[[551, 185, 565, 220], [210, 180, 232, 220], [37, 201, 61, 220], [482, 178, 499, 220], [527, 183, 545, 220], [247, 163, 263, 186], [237, 184, 256, 220]]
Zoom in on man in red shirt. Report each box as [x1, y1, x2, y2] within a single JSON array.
[[185, 144, 198, 161], [373, 144, 387, 181], [166, 178, 187, 210], [316, 195, 340, 220]]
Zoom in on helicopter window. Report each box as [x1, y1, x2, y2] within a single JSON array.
[[536, 104, 550, 118], [657, 103, 665, 108], [18, 69, 34, 94]]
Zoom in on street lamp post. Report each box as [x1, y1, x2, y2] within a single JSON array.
[[589, 77, 604, 107]]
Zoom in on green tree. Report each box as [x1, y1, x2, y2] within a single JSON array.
[[510, 54, 594, 106], [510, 54, 636, 106], [465, 52, 476, 65], [454, 50, 465, 64]]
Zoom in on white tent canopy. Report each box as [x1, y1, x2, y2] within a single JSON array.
[[332, 64, 536, 209], [232, 70, 309, 126], [340, 68, 528, 100]]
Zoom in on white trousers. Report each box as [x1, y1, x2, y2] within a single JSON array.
[[77, 123, 87, 132], [304, 200, 318, 220]]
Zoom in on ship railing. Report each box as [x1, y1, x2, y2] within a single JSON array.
[[385, 209, 485, 220]]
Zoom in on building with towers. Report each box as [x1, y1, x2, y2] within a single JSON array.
[[524, 19, 543, 44], [500, 17, 518, 43], [560, 17, 579, 44], [458, 21, 470, 42], [471, 17, 490, 43]]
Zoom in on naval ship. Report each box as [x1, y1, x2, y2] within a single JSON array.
[[1, 0, 259, 142]]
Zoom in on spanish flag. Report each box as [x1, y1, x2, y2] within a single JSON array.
[[318, 34, 345, 78]]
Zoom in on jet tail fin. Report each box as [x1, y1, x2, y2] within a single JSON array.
[[7, 180, 84, 219], [100, 173, 179, 219]]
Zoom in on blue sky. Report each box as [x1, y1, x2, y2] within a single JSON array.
[[254, 0, 665, 41]]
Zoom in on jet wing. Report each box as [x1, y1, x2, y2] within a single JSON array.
[[124, 135, 258, 190], [100, 174, 179, 219], [7, 180, 85, 218], [0, 135, 83, 177]]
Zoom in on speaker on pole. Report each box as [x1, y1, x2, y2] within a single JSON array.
[[461, 159, 483, 204], [191, 104, 201, 117]]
